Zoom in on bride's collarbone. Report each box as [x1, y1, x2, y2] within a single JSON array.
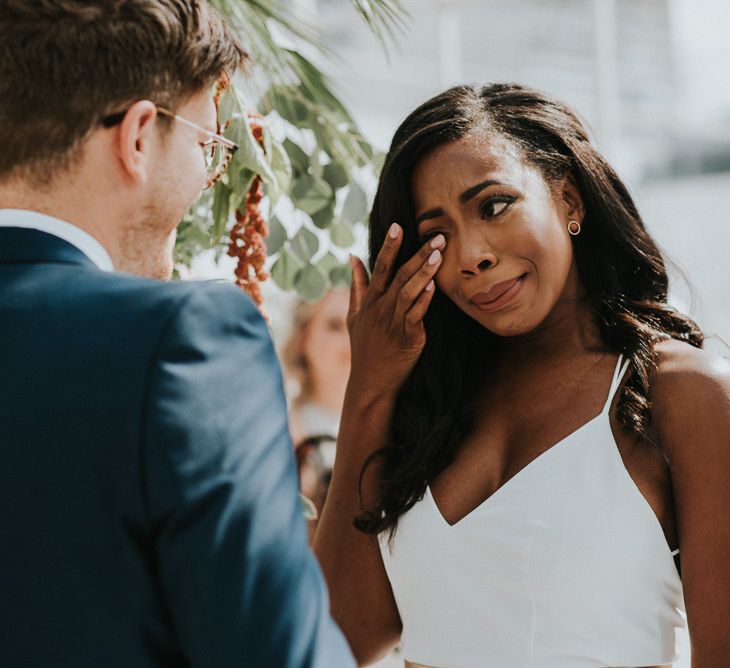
[[429, 417, 568, 525], [458, 374, 610, 469], [430, 388, 676, 546], [430, 423, 676, 546]]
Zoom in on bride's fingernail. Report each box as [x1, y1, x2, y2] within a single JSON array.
[[430, 234, 445, 249], [425, 280, 435, 292], [389, 223, 401, 239], [428, 249, 441, 265]]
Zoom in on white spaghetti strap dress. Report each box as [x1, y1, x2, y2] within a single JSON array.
[[379, 356, 687, 668]]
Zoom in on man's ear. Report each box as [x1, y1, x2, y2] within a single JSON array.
[[114, 100, 159, 185], [560, 172, 585, 223]]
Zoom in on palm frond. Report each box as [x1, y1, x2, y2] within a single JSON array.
[[212, 0, 409, 79], [349, 0, 410, 49], [210, 0, 334, 81]]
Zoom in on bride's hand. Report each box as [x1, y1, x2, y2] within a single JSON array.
[[347, 223, 445, 398]]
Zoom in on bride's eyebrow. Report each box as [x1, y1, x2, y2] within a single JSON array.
[[459, 179, 502, 203], [415, 208, 443, 225], [415, 179, 504, 225]]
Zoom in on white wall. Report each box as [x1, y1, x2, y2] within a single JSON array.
[[638, 171, 730, 350]]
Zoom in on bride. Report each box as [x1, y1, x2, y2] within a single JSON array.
[[314, 83, 730, 667]]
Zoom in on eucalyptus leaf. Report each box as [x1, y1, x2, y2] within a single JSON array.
[[226, 110, 276, 187], [309, 151, 324, 179], [211, 182, 233, 242], [329, 263, 353, 287], [176, 218, 212, 253], [283, 138, 310, 176], [270, 246, 304, 290], [295, 264, 329, 301], [317, 251, 340, 274], [217, 85, 238, 128], [229, 169, 256, 213], [330, 220, 356, 248], [290, 226, 320, 262], [291, 175, 333, 216], [266, 215, 288, 255], [310, 200, 336, 230], [267, 133, 292, 198], [261, 84, 311, 128], [323, 160, 350, 191], [341, 181, 369, 226]]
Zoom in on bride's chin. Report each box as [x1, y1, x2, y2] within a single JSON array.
[[474, 309, 539, 338]]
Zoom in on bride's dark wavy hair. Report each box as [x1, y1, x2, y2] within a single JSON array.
[[354, 83, 703, 537]]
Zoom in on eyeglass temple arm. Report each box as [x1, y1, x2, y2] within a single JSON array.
[[156, 106, 238, 149]]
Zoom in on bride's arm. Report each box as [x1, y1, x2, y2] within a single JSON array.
[[314, 225, 445, 665], [652, 339, 730, 667]]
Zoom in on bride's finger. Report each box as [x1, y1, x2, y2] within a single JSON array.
[[348, 255, 369, 323], [391, 234, 446, 295], [404, 280, 436, 339], [393, 243, 443, 324], [369, 223, 404, 295]]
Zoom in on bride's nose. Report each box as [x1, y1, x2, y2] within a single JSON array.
[[457, 237, 498, 277]]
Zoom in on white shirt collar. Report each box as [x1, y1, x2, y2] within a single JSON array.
[[0, 208, 114, 272]]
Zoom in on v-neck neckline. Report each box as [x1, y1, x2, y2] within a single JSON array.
[[426, 354, 628, 528], [427, 411, 605, 528]]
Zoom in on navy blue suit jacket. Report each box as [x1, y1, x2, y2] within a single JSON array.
[[0, 227, 354, 667]]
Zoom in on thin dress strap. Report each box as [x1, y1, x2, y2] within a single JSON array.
[[601, 354, 631, 415]]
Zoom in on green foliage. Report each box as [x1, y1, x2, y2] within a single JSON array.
[[349, 0, 410, 51], [270, 247, 304, 290], [291, 175, 333, 216], [173, 0, 407, 298]]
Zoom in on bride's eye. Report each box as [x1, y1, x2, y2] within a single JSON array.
[[479, 197, 514, 219], [417, 230, 442, 244]]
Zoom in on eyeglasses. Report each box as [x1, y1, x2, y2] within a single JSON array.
[[101, 105, 238, 188]]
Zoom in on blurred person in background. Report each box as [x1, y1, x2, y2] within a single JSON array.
[[315, 83, 730, 667], [284, 287, 352, 447], [283, 288, 351, 537], [0, 1, 353, 666]]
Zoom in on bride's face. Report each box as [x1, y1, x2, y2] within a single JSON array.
[[410, 131, 584, 337]]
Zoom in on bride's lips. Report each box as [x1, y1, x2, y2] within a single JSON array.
[[470, 274, 527, 312]]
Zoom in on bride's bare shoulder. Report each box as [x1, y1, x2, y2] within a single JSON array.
[[652, 337, 729, 389], [650, 337, 730, 457]]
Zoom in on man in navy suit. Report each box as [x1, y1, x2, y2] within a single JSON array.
[[0, 2, 354, 666]]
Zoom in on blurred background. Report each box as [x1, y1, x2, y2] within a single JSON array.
[[261, 0, 730, 350]]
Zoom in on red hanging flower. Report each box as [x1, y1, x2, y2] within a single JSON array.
[[227, 116, 269, 311]]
